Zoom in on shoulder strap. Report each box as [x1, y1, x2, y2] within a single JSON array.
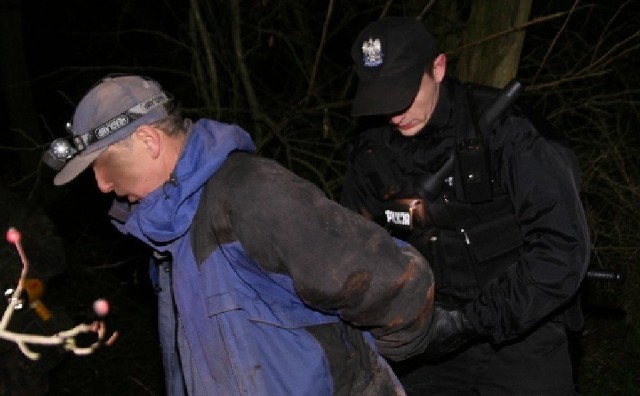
[[454, 81, 523, 203]]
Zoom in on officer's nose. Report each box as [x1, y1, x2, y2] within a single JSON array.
[[389, 113, 404, 126]]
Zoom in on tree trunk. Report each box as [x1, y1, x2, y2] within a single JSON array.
[[455, 0, 532, 87]]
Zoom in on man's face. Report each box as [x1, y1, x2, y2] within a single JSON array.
[[92, 130, 162, 203], [388, 54, 446, 137]]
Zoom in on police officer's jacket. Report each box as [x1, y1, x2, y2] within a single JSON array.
[[341, 76, 590, 344], [109, 119, 433, 395]]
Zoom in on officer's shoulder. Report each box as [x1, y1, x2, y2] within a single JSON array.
[[514, 99, 571, 142]]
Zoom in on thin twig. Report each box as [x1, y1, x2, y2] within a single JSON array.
[[306, 0, 335, 102], [418, 0, 437, 20], [532, 0, 581, 85]]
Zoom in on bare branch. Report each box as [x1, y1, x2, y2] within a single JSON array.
[[305, 0, 335, 102], [1, 228, 117, 361], [532, 0, 581, 85], [418, 0, 437, 20], [189, 0, 221, 116]]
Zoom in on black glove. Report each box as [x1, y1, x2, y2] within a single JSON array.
[[421, 303, 480, 359]]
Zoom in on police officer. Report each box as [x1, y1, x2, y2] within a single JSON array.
[[341, 17, 590, 395]]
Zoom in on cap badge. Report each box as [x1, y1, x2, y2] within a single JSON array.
[[362, 37, 383, 67]]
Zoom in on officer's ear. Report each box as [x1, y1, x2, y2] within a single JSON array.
[[433, 53, 447, 83]]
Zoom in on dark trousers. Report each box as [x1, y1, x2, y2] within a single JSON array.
[[396, 321, 578, 396]]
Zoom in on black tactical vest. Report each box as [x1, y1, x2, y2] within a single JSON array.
[[371, 80, 524, 302]]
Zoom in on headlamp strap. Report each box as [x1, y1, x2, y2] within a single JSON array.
[[72, 92, 170, 151]]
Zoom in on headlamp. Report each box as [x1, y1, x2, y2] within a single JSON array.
[[41, 89, 171, 171], [42, 136, 79, 171]]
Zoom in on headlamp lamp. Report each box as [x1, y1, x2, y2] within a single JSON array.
[[42, 135, 79, 171]]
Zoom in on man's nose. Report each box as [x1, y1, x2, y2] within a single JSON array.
[[95, 175, 114, 194]]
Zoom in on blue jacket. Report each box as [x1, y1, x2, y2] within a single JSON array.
[[112, 119, 433, 395]]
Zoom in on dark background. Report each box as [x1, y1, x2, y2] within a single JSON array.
[[1, 1, 638, 395]]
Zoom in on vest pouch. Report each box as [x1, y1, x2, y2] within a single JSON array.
[[464, 213, 522, 263], [454, 139, 493, 203], [430, 229, 480, 299], [463, 213, 523, 285]]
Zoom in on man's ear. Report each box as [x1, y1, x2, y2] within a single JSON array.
[[134, 125, 161, 159], [433, 53, 447, 83]]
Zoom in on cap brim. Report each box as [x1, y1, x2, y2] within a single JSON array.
[[53, 147, 106, 186], [351, 66, 425, 117]]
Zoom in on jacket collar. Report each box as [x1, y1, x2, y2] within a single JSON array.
[[111, 118, 256, 248]]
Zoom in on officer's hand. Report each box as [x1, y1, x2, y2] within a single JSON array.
[[421, 303, 480, 359]]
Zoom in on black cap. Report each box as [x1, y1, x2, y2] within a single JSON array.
[[351, 17, 438, 117]]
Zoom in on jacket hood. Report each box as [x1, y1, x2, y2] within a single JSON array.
[[113, 118, 256, 248]]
